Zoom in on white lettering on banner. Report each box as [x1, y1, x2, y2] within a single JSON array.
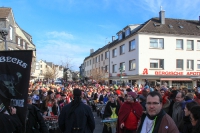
[[10, 99, 24, 107], [0, 56, 28, 68]]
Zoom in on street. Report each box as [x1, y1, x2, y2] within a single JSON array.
[[93, 111, 103, 133]]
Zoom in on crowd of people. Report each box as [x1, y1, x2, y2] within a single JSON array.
[[1, 79, 200, 133], [27, 80, 200, 133]]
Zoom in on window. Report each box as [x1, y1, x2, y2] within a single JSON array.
[[112, 64, 117, 73], [197, 60, 200, 69], [112, 48, 117, 57], [90, 60, 91, 65], [105, 65, 108, 72], [96, 56, 98, 63], [93, 58, 95, 64], [129, 39, 135, 51], [36, 63, 39, 70], [120, 44, 125, 55], [105, 51, 109, 59], [187, 60, 194, 70], [23, 41, 26, 49], [101, 54, 103, 61], [176, 39, 183, 49], [40, 65, 42, 68], [18, 38, 20, 46], [118, 33, 122, 40], [197, 41, 200, 50], [125, 28, 130, 37], [120, 62, 125, 71], [40, 70, 43, 74], [150, 59, 164, 69], [150, 38, 164, 49], [129, 60, 136, 70], [9, 26, 13, 40], [187, 40, 194, 50], [176, 59, 183, 69]]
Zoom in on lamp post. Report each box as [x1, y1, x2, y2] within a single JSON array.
[[119, 66, 123, 85], [0, 28, 9, 50]]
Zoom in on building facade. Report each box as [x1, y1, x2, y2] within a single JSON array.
[[82, 10, 200, 88], [0, 7, 36, 79]]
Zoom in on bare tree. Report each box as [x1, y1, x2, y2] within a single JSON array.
[[90, 68, 105, 83], [43, 65, 59, 81], [60, 56, 74, 70]]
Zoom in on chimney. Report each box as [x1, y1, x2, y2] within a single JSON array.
[[159, 6, 165, 24], [90, 49, 94, 54], [199, 16, 200, 24], [112, 36, 115, 42]]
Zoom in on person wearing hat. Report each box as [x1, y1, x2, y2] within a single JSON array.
[[117, 91, 143, 133], [58, 88, 95, 133], [0, 100, 22, 133]]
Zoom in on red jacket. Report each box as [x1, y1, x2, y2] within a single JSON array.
[[117, 101, 143, 133]]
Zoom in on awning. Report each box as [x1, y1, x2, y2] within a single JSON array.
[[160, 78, 192, 81]]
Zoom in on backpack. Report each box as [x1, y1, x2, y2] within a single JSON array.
[[124, 105, 139, 130]]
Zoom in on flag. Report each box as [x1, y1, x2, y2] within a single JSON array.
[[0, 50, 33, 132]]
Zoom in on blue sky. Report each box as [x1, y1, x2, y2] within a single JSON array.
[[1, 0, 200, 71]]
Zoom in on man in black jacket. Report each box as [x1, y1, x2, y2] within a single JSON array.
[[58, 88, 95, 133], [26, 97, 49, 133]]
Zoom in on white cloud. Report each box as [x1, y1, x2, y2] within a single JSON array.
[[36, 31, 102, 70], [46, 31, 74, 40]]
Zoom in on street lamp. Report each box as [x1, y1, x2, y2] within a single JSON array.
[[119, 66, 123, 85], [0, 28, 9, 50]]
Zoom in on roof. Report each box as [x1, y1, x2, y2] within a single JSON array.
[[0, 7, 11, 19], [83, 17, 200, 62], [139, 17, 200, 36]]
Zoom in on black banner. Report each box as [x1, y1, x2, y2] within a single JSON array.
[[0, 50, 32, 132]]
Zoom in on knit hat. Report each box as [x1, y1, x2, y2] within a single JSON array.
[[127, 91, 137, 99], [73, 88, 81, 97]]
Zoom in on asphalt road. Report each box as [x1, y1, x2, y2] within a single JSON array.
[[93, 111, 103, 133]]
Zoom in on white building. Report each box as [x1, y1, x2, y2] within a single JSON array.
[[83, 10, 200, 88]]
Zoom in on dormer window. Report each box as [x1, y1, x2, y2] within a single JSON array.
[[154, 23, 161, 27], [125, 28, 130, 37], [118, 33, 122, 40], [179, 25, 184, 29]]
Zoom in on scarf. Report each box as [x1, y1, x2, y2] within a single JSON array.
[[137, 109, 166, 133]]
